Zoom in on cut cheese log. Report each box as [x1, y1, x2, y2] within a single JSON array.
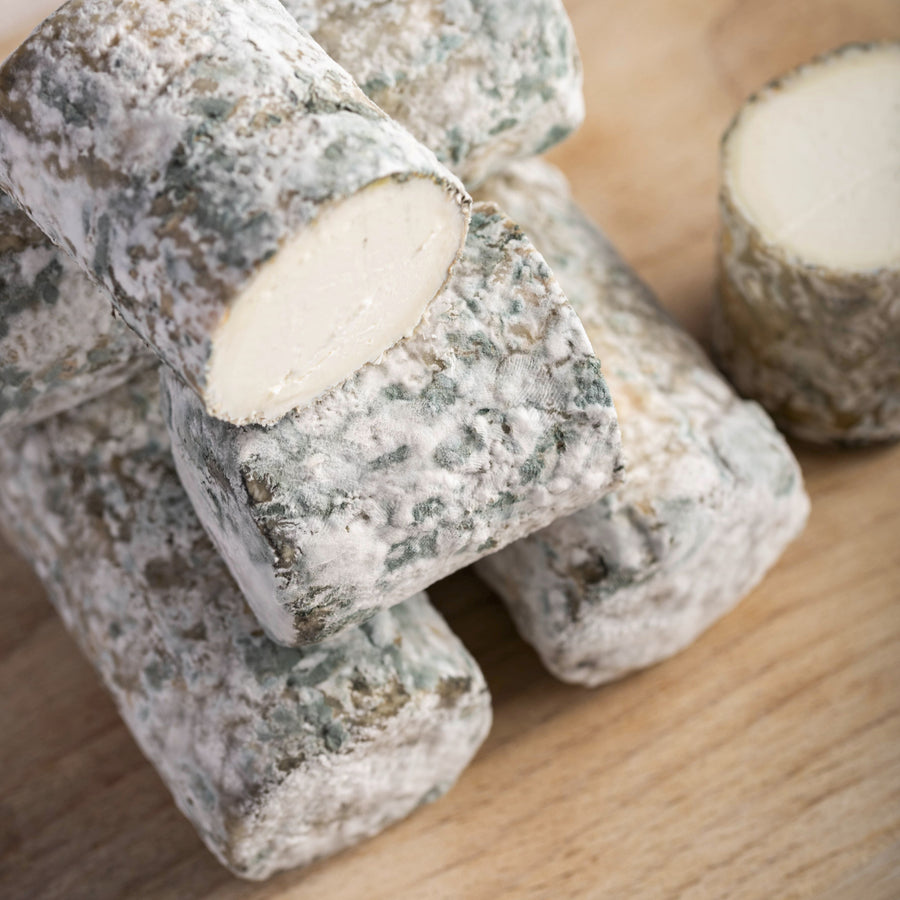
[[713, 42, 900, 444], [0, 0, 470, 426], [0, 192, 153, 430], [163, 204, 623, 647], [474, 161, 810, 687], [282, 0, 584, 186], [0, 370, 491, 881], [0, 0, 580, 429]]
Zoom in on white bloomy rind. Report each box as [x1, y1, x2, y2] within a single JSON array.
[[281, 0, 585, 186], [0, 192, 153, 430], [0, 371, 492, 881], [163, 205, 623, 647], [0, 0, 470, 425], [474, 161, 810, 687], [713, 42, 900, 444]]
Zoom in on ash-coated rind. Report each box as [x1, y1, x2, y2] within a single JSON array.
[[0, 192, 153, 430], [474, 161, 810, 687], [281, 0, 585, 186], [0, 371, 492, 880], [163, 204, 624, 647]]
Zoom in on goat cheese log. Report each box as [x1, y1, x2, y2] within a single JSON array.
[[282, 0, 584, 186], [0, 192, 152, 430], [163, 205, 623, 647], [474, 161, 810, 686], [0, 0, 578, 429], [0, 0, 470, 426], [713, 43, 900, 444], [0, 371, 492, 881]]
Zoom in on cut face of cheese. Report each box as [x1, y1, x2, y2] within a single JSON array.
[[726, 43, 900, 271], [163, 204, 623, 647], [206, 177, 467, 423], [0, 370, 491, 881]]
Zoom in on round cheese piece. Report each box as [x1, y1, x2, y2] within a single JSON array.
[[714, 42, 900, 444]]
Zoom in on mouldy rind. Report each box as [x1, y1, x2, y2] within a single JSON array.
[[0, 192, 153, 430], [714, 184, 900, 445], [162, 204, 623, 647], [474, 160, 810, 686], [282, 0, 585, 186], [0, 371, 491, 880]]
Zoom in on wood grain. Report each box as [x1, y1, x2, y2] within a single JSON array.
[[1, 2, 899, 898]]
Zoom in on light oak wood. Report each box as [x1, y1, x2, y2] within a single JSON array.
[[1, 2, 899, 898]]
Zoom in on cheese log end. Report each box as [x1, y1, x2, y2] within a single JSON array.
[[164, 204, 623, 646], [205, 174, 469, 426], [714, 42, 900, 444], [282, 0, 585, 186], [226, 594, 492, 879]]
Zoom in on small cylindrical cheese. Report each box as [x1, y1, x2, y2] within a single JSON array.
[[0, 0, 470, 426], [0, 371, 492, 881], [162, 204, 623, 647], [0, 192, 153, 430], [713, 42, 900, 445], [282, 0, 585, 186], [474, 161, 810, 687]]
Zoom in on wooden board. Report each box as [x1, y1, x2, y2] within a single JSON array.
[[1, 2, 899, 897]]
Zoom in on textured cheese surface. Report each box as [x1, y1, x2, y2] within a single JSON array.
[[283, 0, 584, 186], [0, 371, 492, 881], [163, 205, 623, 647], [474, 161, 809, 686], [727, 43, 900, 270], [0, 0, 469, 424], [0, 192, 152, 430]]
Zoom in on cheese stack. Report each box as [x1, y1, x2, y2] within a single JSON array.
[[0, 0, 622, 645], [0, 0, 820, 880], [0, 0, 616, 878]]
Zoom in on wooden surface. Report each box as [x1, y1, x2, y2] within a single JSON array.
[[1, 1, 899, 898]]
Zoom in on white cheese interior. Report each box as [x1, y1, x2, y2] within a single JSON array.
[[206, 177, 467, 425], [727, 44, 900, 271]]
